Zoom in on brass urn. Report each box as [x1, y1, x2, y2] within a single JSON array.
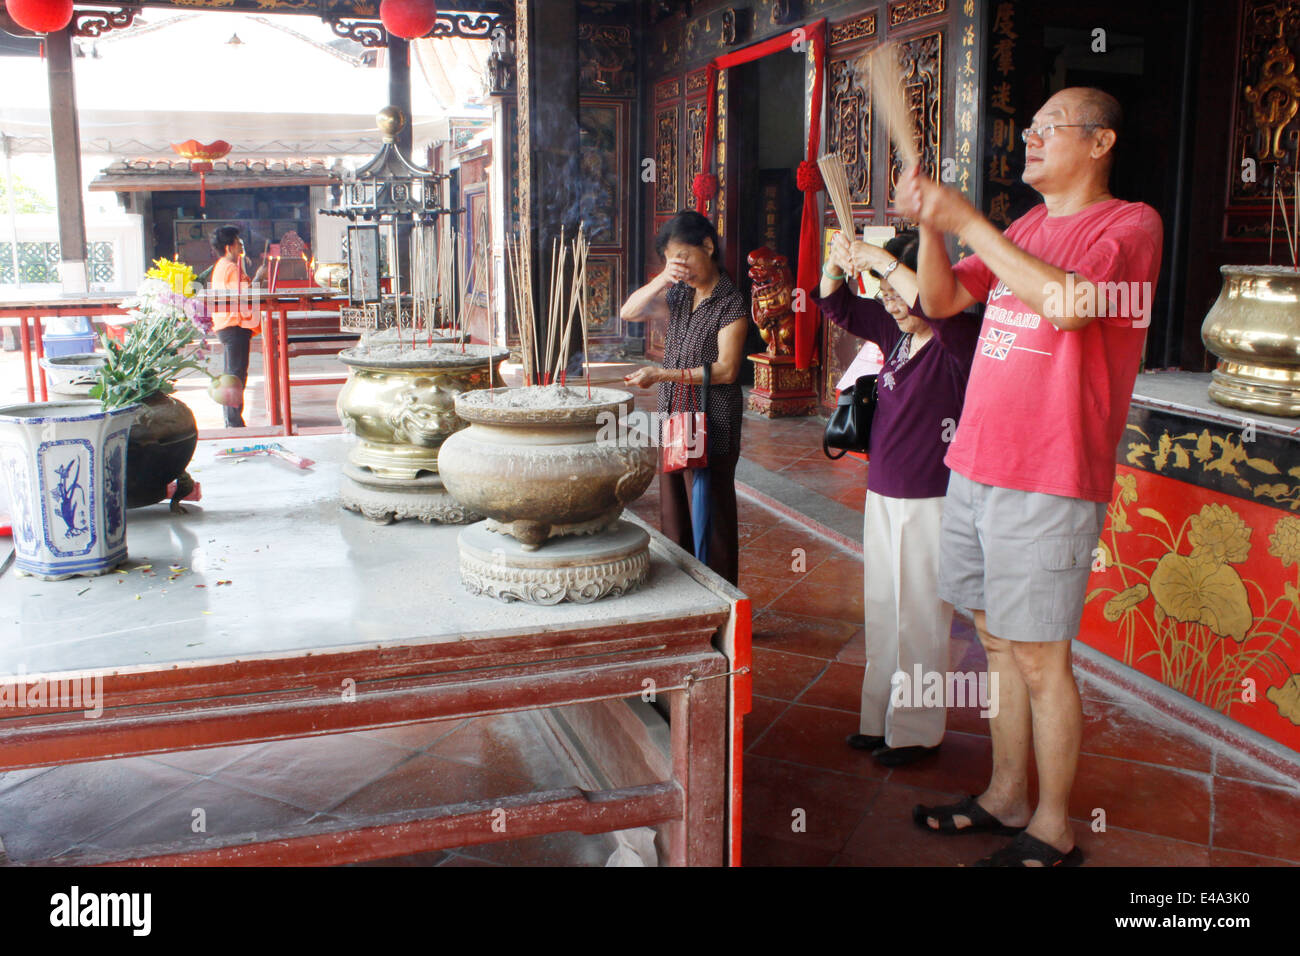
[[337, 342, 509, 522], [1202, 265, 1300, 416]]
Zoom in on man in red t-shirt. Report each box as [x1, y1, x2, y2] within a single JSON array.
[[897, 87, 1163, 866]]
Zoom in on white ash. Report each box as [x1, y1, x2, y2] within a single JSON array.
[[459, 385, 625, 409]]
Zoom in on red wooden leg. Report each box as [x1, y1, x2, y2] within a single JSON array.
[[665, 660, 728, 866], [278, 308, 292, 436], [17, 316, 34, 403], [33, 317, 47, 401], [261, 308, 279, 427]]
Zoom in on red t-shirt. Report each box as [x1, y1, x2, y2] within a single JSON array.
[[947, 199, 1164, 502]]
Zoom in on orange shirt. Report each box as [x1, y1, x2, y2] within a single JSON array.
[[211, 258, 258, 331]]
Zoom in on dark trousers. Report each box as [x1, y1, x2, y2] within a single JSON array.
[[216, 326, 252, 428], [659, 449, 740, 586]]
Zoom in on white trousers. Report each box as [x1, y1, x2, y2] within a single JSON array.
[[860, 490, 954, 748]]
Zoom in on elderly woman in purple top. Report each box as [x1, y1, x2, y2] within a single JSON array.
[[813, 230, 981, 767]]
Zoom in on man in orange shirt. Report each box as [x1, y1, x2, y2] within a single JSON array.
[[209, 226, 263, 427]]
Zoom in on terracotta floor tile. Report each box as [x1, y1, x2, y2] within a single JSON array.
[[798, 663, 865, 714], [837, 781, 1010, 866], [748, 703, 889, 779], [1080, 697, 1212, 773], [216, 731, 415, 813], [354, 718, 465, 752], [834, 488, 868, 510], [737, 572, 799, 610], [744, 696, 789, 747], [144, 740, 273, 776], [751, 609, 858, 659], [1214, 747, 1300, 789], [351, 849, 451, 867], [1073, 826, 1211, 867], [750, 647, 828, 702], [836, 628, 867, 664], [745, 526, 849, 568], [1207, 848, 1298, 867], [329, 752, 533, 818], [1211, 776, 1300, 862], [737, 520, 771, 547], [741, 831, 838, 866], [737, 501, 784, 527], [742, 755, 879, 852], [424, 713, 584, 790], [742, 448, 811, 471], [85, 778, 313, 856], [453, 830, 617, 866], [878, 731, 993, 795], [801, 555, 866, 593], [768, 578, 863, 624], [437, 852, 505, 866], [1069, 754, 1210, 845], [0, 758, 199, 861]]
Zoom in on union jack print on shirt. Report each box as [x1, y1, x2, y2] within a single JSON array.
[[981, 328, 1016, 360]]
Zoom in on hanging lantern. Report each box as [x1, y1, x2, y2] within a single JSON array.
[[4, 0, 73, 33], [170, 139, 232, 211], [379, 0, 438, 40]]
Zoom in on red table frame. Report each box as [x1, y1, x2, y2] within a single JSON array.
[[0, 298, 129, 403], [0, 547, 751, 867]]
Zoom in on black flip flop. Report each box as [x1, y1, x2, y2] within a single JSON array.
[[912, 794, 1026, 836], [972, 831, 1085, 867]]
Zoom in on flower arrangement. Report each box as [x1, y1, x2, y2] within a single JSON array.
[[92, 258, 214, 410]]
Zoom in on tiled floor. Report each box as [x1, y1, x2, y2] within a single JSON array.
[[2, 347, 1298, 866]]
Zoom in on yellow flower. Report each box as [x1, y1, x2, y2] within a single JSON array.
[[1187, 503, 1250, 565], [1103, 584, 1148, 622], [1115, 472, 1138, 504], [1149, 552, 1252, 642], [1266, 675, 1300, 726], [145, 257, 198, 297], [1268, 516, 1300, 568]]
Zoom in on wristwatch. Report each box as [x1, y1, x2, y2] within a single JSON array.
[[879, 258, 900, 281]]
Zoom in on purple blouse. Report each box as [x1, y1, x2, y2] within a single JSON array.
[[812, 284, 980, 499]]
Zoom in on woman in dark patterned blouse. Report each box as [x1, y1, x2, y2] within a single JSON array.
[[621, 211, 748, 584]]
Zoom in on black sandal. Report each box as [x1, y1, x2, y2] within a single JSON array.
[[912, 795, 1027, 836], [972, 831, 1084, 867]]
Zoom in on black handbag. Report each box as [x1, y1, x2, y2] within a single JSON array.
[[822, 334, 910, 461]]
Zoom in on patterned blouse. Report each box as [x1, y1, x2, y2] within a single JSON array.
[[657, 270, 748, 459]]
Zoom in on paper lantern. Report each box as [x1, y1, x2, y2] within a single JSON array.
[[379, 0, 438, 39], [170, 139, 232, 209], [4, 0, 73, 33]]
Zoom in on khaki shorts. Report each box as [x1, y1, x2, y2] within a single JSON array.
[[938, 471, 1106, 642]]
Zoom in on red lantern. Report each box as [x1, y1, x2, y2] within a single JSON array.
[[379, 0, 438, 39], [171, 139, 232, 210], [4, 0, 73, 33]]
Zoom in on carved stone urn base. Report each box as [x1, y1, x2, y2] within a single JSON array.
[[459, 519, 650, 605], [340, 462, 482, 525]]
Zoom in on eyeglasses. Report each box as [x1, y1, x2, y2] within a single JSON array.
[[1020, 123, 1099, 143], [875, 290, 904, 305]]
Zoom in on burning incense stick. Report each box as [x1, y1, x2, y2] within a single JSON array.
[[864, 43, 921, 172], [1271, 178, 1278, 265], [1279, 181, 1298, 269], [817, 152, 855, 239]]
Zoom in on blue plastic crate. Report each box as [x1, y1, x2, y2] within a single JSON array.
[[42, 332, 98, 357]]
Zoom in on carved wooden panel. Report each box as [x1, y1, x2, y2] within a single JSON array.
[[686, 101, 707, 205], [828, 56, 872, 209], [888, 31, 943, 206], [831, 11, 877, 45], [888, 0, 946, 28], [655, 76, 682, 103], [686, 68, 710, 96], [578, 24, 635, 96], [655, 105, 680, 214], [1231, 0, 1300, 206]]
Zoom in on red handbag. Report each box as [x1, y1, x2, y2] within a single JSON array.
[[661, 366, 709, 473]]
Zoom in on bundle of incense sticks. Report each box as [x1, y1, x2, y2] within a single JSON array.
[[817, 152, 856, 252], [863, 42, 921, 172], [216, 443, 314, 469], [504, 226, 591, 389]]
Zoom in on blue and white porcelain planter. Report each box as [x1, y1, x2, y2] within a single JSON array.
[[0, 401, 140, 580]]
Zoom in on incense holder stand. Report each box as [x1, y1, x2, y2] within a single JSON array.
[[1202, 265, 1300, 417], [337, 342, 509, 523], [438, 385, 656, 549]]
